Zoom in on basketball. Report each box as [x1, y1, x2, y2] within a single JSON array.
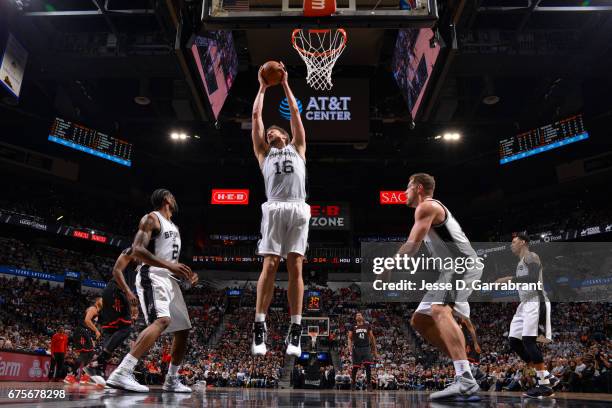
[[261, 60, 284, 86]]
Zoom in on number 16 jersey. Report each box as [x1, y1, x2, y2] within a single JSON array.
[[261, 144, 306, 202]]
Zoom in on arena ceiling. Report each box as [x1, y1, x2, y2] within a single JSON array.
[[1, 0, 612, 170]]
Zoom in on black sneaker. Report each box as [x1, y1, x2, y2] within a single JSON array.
[[285, 323, 302, 357], [548, 375, 561, 390], [524, 384, 554, 399], [251, 322, 267, 355]]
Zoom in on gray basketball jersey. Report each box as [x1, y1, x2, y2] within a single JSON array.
[[147, 211, 181, 273], [423, 199, 479, 273], [261, 144, 306, 202], [516, 255, 547, 302]]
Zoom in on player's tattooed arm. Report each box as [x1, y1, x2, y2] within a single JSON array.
[[112, 252, 138, 307], [279, 62, 306, 158], [132, 214, 192, 279], [511, 252, 541, 284], [252, 67, 269, 164]]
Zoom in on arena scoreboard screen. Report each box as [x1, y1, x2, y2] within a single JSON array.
[[499, 114, 589, 165], [306, 290, 321, 311], [48, 117, 133, 167]]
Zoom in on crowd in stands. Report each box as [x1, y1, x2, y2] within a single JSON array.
[[0, 271, 610, 393], [2, 182, 139, 238], [0, 236, 115, 281]]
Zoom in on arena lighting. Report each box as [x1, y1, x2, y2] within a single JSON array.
[[434, 135, 442, 140], [442, 132, 461, 141], [179, 133, 188, 140], [56, 215, 63, 221], [170, 132, 179, 140], [194, 135, 201, 139]]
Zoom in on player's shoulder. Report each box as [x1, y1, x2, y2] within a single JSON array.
[[139, 212, 161, 229], [524, 251, 541, 264], [415, 199, 442, 217]]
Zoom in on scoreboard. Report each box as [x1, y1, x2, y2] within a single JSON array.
[[499, 114, 589, 165], [48, 117, 133, 167]]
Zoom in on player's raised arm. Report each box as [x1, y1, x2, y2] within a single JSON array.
[[131, 213, 191, 279], [280, 63, 306, 158], [397, 201, 437, 256], [252, 67, 269, 165]]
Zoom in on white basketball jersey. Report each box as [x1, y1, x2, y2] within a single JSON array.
[[261, 144, 306, 202], [423, 199, 479, 274], [148, 211, 181, 272]]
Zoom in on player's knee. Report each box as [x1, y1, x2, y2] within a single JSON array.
[[155, 317, 171, 330], [509, 336, 523, 352], [522, 336, 543, 363], [264, 256, 281, 272], [410, 313, 423, 331], [430, 305, 450, 322]]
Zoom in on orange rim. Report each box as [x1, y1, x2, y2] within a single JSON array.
[[291, 28, 347, 58]]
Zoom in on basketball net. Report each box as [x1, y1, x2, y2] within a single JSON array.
[[292, 28, 347, 90], [308, 331, 318, 349]]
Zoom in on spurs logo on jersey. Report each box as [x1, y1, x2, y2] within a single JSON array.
[[146, 211, 181, 272], [261, 144, 306, 202]]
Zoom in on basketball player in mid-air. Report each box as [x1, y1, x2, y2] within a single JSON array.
[[347, 312, 378, 391], [85, 247, 140, 386], [393, 173, 483, 400], [72, 297, 102, 384], [250, 63, 310, 357], [107, 189, 197, 392], [495, 233, 554, 399]]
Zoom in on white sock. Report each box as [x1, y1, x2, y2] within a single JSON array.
[[118, 353, 138, 373], [255, 313, 266, 322], [168, 363, 180, 377], [453, 360, 471, 377], [536, 370, 550, 385], [290, 315, 302, 325]]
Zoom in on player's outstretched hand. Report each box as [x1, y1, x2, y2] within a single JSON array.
[[170, 263, 192, 280], [189, 271, 199, 286], [127, 290, 139, 307], [258, 66, 269, 89], [494, 276, 513, 284], [279, 61, 288, 85]]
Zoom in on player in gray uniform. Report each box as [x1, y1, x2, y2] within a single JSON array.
[[107, 189, 198, 393], [495, 233, 554, 399], [251, 63, 310, 357], [393, 173, 481, 401]]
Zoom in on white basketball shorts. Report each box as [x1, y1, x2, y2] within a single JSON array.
[[136, 266, 192, 334], [257, 201, 311, 259]]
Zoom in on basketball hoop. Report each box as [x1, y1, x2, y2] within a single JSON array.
[[291, 28, 347, 90]]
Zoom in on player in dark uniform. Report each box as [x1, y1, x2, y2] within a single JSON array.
[[72, 297, 102, 384], [347, 312, 378, 391], [85, 247, 140, 386], [458, 316, 480, 365]]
